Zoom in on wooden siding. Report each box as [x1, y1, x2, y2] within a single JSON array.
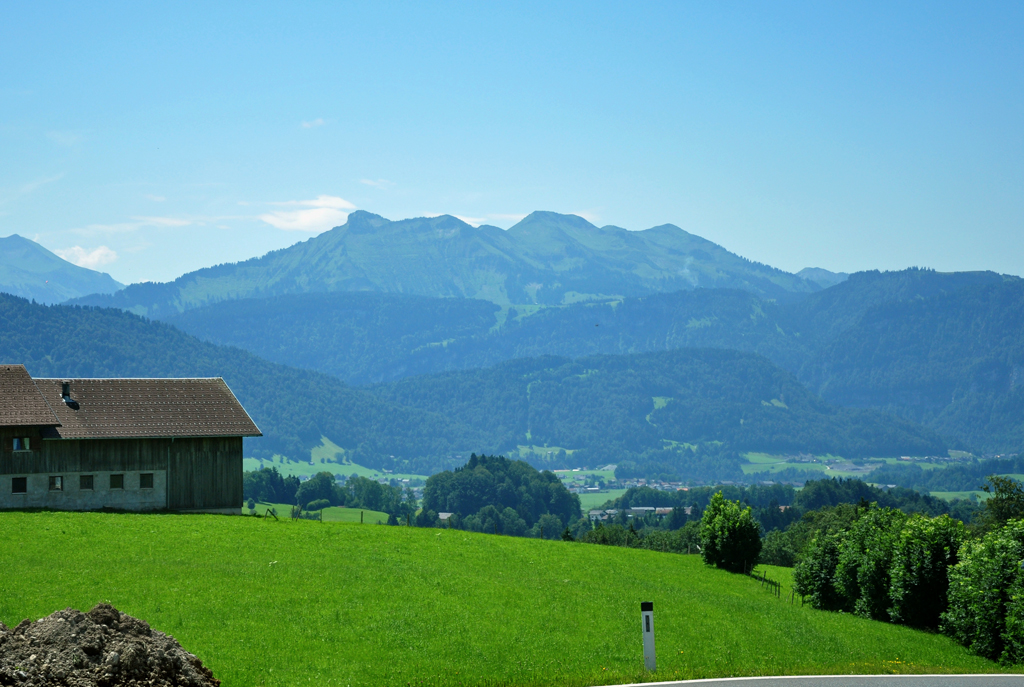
[[0, 427, 242, 511]]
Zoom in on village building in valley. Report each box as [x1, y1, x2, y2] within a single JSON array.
[[0, 364, 261, 513]]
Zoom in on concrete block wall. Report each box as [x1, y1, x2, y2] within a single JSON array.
[[0, 470, 167, 511]]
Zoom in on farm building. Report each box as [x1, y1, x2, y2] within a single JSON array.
[[0, 364, 261, 513]]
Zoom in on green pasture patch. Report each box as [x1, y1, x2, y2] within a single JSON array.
[[245, 502, 390, 524], [0, 512, 1013, 687], [743, 452, 788, 465], [578, 489, 628, 511], [741, 462, 829, 476], [930, 491, 989, 502]]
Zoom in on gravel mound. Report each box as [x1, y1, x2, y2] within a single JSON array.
[[0, 604, 219, 686]]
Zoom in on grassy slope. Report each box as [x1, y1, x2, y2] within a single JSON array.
[[0, 513, 1012, 687]]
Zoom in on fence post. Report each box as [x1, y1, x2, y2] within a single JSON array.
[[641, 602, 656, 672]]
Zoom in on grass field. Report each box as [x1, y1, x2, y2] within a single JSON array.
[[578, 489, 627, 511], [247, 502, 391, 524], [0, 512, 1015, 687]]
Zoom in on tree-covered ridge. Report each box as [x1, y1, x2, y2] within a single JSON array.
[[158, 267, 1024, 453], [166, 291, 502, 385], [803, 278, 1024, 451], [70, 210, 820, 318], [420, 454, 582, 538], [372, 348, 947, 468], [0, 293, 486, 473]]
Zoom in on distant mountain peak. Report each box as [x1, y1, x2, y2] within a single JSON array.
[[0, 234, 123, 304]]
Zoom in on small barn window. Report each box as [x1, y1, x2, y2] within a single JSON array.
[[110, 474, 124, 490], [80, 475, 94, 490], [11, 477, 27, 494], [140, 473, 154, 489], [12, 437, 30, 451], [49, 476, 63, 491]]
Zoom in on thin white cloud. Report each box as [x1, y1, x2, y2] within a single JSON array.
[[360, 178, 394, 190], [144, 194, 166, 202], [260, 195, 356, 232], [55, 245, 117, 270], [488, 213, 528, 224], [575, 210, 601, 224], [131, 216, 192, 227], [0, 173, 65, 205], [71, 215, 195, 237], [426, 212, 527, 228], [302, 118, 325, 129], [46, 131, 82, 146]]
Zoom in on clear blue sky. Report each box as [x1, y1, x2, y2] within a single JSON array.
[[1, 2, 1021, 284]]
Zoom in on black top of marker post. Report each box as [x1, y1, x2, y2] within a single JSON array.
[[641, 602, 653, 612]]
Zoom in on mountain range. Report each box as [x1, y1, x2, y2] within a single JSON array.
[[0, 234, 122, 304], [70, 210, 826, 317], [3, 210, 1022, 474], [0, 291, 943, 479]]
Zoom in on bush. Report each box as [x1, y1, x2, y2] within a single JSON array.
[[793, 530, 847, 611], [834, 507, 907, 621], [306, 499, 331, 512], [889, 514, 966, 629], [699, 492, 762, 572], [760, 529, 798, 567], [942, 519, 1024, 662]]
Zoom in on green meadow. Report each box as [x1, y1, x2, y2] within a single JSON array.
[[578, 489, 628, 511], [247, 502, 391, 524], [0, 512, 1014, 687]]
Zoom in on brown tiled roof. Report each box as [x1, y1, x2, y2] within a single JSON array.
[[0, 364, 60, 427], [33, 377, 262, 439]]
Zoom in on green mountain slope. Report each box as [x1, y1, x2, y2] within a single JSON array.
[[70, 210, 819, 317], [0, 293, 484, 473], [0, 293, 948, 480], [804, 279, 1024, 452], [370, 349, 948, 475], [0, 234, 123, 304]]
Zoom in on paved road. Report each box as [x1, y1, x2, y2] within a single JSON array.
[[603, 675, 1023, 687]]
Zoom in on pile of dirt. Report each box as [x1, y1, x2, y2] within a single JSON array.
[[0, 604, 219, 686]]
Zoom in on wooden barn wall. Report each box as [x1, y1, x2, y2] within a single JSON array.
[[0, 428, 243, 510]]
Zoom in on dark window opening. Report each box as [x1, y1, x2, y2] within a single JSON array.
[[140, 473, 154, 489], [110, 474, 124, 490], [49, 476, 63, 491], [12, 437, 30, 451], [12, 477, 27, 494], [80, 474, 94, 490]]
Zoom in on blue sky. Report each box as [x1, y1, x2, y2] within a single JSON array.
[[1, 2, 1022, 284]]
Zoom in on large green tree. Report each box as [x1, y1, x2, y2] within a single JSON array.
[[699, 492, 762, 572]]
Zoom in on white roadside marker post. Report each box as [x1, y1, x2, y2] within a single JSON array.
[[641, 601, 656, 671]]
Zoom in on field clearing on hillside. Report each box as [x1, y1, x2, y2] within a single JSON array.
[[740, 454, 963, 477], [578, 489, 627, 511], [930, 490, 988, 502], [0, 512, 1014, 687]]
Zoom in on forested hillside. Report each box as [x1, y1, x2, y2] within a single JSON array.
[[163, 268, 1024, 452], [0, 293, 485, 473], [70, 210, 819, 318], [803, 279, 1024, 452], [0, 294, 949, 480], [370, 348, 947, 479]]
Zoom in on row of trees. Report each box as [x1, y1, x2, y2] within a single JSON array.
[[789, 476, 1024, 663], [243, 467, 417, 521]]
